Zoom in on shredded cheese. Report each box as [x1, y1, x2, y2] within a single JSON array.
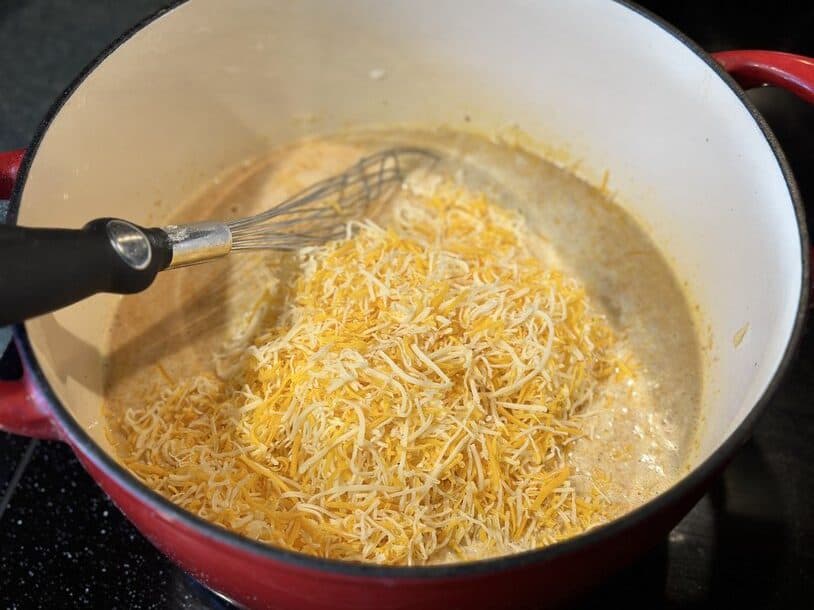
[[110, 177, 636, 565]]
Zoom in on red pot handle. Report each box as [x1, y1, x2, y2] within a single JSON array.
[[0, 364, 58, 439], [713, 50, 814, 105], [1, 148, 60, 439], [0, 148, 24, 200], [714, 50, 814, 304]]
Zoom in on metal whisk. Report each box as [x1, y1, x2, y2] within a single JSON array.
[[0, 147, 439, 325], [163, 146, 438, 267], [227, 146, 438, 252]]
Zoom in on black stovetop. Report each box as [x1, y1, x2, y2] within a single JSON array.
[[1, 2, 812, 608]]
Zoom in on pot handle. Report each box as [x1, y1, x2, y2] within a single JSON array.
[[713, 50, 814, 105], [714, 50, 814, 303], [0, 148, 60, 439], [0, 361, 59, 439], [0, 148, 24, 200]]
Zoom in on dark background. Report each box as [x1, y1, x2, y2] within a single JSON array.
[[1, 1, 812, 608]]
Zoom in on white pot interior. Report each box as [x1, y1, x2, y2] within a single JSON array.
[[17, 0, 802, 472]]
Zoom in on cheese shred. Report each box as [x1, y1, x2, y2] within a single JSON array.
[[110, 177, 635, 564]]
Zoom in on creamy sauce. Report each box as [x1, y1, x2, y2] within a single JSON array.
[[104, 128, 702, 555]]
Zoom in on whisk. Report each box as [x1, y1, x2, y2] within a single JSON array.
[[0, 147, 438, 325]]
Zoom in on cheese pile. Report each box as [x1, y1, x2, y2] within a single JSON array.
[[116, 177, 634, 564]]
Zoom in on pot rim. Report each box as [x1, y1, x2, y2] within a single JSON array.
[[7, 0, 810, 580]]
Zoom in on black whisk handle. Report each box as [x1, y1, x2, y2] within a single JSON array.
[[0, 218, 172, 325]]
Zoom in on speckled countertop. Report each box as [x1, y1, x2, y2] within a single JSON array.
[[1, 1, 813, 609]]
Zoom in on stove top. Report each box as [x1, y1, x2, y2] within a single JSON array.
[[1, 1, 812, 608]]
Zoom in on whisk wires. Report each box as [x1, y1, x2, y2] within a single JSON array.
[[226, 147, 438, 251]]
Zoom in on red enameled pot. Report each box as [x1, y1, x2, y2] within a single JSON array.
[[1, 1, 813, 608]]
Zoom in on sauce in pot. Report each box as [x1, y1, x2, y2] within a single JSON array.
[[103, 128, 703, 563]]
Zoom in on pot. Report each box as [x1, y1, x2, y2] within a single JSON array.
[[0, 1, 812, 608]]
